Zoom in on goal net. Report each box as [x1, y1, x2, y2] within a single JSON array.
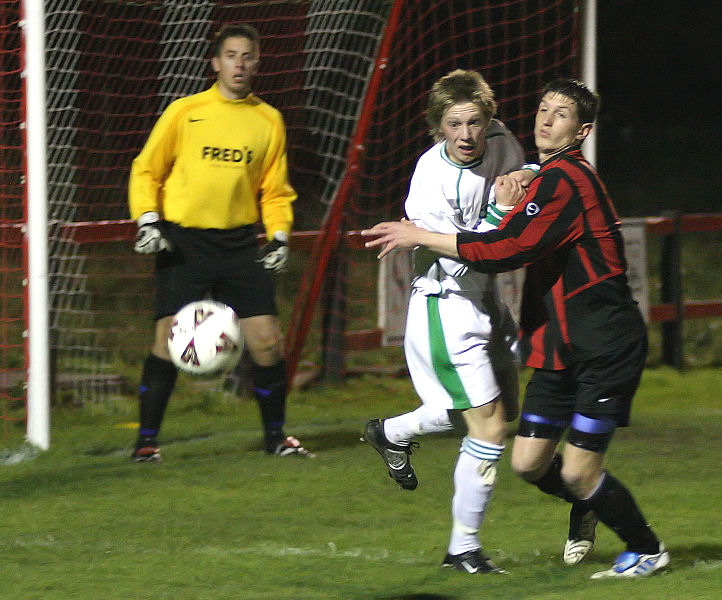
[[0, 0, 579, 437], [285, 0, 580, 381], [0, 3, 24, 439]]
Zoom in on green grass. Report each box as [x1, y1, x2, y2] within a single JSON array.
[[1, 366, 720, 599]]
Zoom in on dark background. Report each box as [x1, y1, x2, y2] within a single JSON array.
[[596, 1, 721, 217]]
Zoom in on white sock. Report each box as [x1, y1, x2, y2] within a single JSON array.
[[448, 438, 504, 555], [383, 404, 453, 445]]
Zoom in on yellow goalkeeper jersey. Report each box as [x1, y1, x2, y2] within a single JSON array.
[[129, 82, 295, 238]]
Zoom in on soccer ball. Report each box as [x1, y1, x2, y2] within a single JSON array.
[[167, 300, 244, 375]]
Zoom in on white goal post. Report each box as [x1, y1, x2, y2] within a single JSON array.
[[24, 0, 50, 450]]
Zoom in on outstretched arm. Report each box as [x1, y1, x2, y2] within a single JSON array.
[[362, 219, 458, 260], [362, 169, 537, 261]]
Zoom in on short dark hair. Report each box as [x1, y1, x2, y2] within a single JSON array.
[[541, 78, 600, 125], [212, 24, 260, 57]]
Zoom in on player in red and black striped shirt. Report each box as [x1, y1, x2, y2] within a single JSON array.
[[362, 79, 668, 578], [457, 148, 645, 373]]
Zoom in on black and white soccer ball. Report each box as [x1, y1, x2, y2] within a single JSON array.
[[168, 300, 243, 376]]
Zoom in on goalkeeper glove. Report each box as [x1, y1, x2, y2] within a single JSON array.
[[134, 212, 173, 254], [257, 231, 289, 273]]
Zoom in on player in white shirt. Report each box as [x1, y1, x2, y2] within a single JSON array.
[[403, 120, 524, 414], [363, 70, 537, 574]]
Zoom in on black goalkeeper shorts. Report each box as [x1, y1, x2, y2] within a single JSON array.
[[522, 334, 648, 428], [154, 222, 277, 320]]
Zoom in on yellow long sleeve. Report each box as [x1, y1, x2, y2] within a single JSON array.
[[129, 82, 295, 236]]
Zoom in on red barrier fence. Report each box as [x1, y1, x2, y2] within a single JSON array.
[[1, 212, 719, 378], [47, 212, 722, 332]]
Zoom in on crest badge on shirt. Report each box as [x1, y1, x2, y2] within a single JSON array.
[[525, 202, 540, 216]]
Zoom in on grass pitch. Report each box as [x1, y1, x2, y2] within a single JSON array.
[[1, 366, 720, 599]]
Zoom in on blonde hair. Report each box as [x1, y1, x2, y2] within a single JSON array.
[[426, 69, 497, 142]]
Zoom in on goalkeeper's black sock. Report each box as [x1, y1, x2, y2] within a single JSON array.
[[251, 360, 287, 453], [577, 472, 660, 555], [137, 353, 178, 442], [531, 452, 577, 503]]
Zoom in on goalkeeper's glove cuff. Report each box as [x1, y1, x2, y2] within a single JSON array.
[[137, 211, 161, 227]]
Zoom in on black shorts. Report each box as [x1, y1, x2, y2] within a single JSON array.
[[522, 334, 647, 428], [154, 222, 277, 320]]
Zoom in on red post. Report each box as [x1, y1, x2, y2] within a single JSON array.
[[284, 0, 406, 385]]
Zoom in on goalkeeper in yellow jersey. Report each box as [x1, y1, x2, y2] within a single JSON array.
[[128, 23, 312, 461]]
